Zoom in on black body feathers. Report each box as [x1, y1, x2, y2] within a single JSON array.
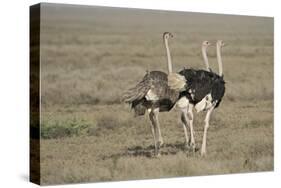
[[179, 69, 225, 108]]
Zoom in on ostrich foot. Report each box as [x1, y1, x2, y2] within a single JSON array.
[[184, 142, 196, 153], [200, 149, 207, 157], [189, 142, 196, 152], [155, 152, 161, 158], [153, 141, 163, 157], [158, 138, 164, 147], [154, 148, 161, 158]]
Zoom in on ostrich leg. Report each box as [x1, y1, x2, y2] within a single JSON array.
[[201, 106, 215, 156], [149, 110, 158, 156], [187, 104, 196, 151], [149, 108, 163, 157], [153, 108, 164, 147], [180, 107, 190, 149]]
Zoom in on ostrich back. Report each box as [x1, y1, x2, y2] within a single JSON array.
[[179, 69, 225, 108], [123, 71, 179, 116]]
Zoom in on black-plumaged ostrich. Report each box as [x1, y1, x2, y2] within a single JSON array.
[[170, 40, 226, 156], [122, 32, 179, 156]]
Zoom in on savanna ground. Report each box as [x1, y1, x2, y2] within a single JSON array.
[[38, 3, 273, 185]]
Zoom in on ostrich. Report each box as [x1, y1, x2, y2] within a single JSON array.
[[122, 32, 179, 157], [170, 40, 226, 156], [167, 40, 212, 152]]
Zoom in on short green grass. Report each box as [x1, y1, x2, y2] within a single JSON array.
[[38, 4, 273, 185]]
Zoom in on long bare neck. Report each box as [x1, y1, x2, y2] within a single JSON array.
[[164, 38, 172, 74], [216, 43, 223, 76], [202, 46, 210, 71]]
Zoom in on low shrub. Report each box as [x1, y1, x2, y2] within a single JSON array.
[[41, 118, 90, 139]]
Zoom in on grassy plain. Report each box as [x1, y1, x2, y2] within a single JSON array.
[[39, 4, 273, 185]]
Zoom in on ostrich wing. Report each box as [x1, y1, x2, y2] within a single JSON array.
[[122, 71, 178, 103], [122, 74, 152, 103]]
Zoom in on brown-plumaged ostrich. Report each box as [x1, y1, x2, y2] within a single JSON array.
[[122, 32, 179, 157]]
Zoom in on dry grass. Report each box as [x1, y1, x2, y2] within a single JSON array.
[[38, 3, 273, 185]]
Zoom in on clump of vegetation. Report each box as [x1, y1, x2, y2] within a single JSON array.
[[41, 114, 130, 138], [41, 118, 91, 139]]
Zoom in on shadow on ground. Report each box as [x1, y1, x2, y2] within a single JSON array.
[[101, 142, 199, 160]]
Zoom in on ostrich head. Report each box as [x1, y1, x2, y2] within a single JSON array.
[[163, 32, 173, 40], [217, 40, 226, 48], [202, 40, 211, 47]]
